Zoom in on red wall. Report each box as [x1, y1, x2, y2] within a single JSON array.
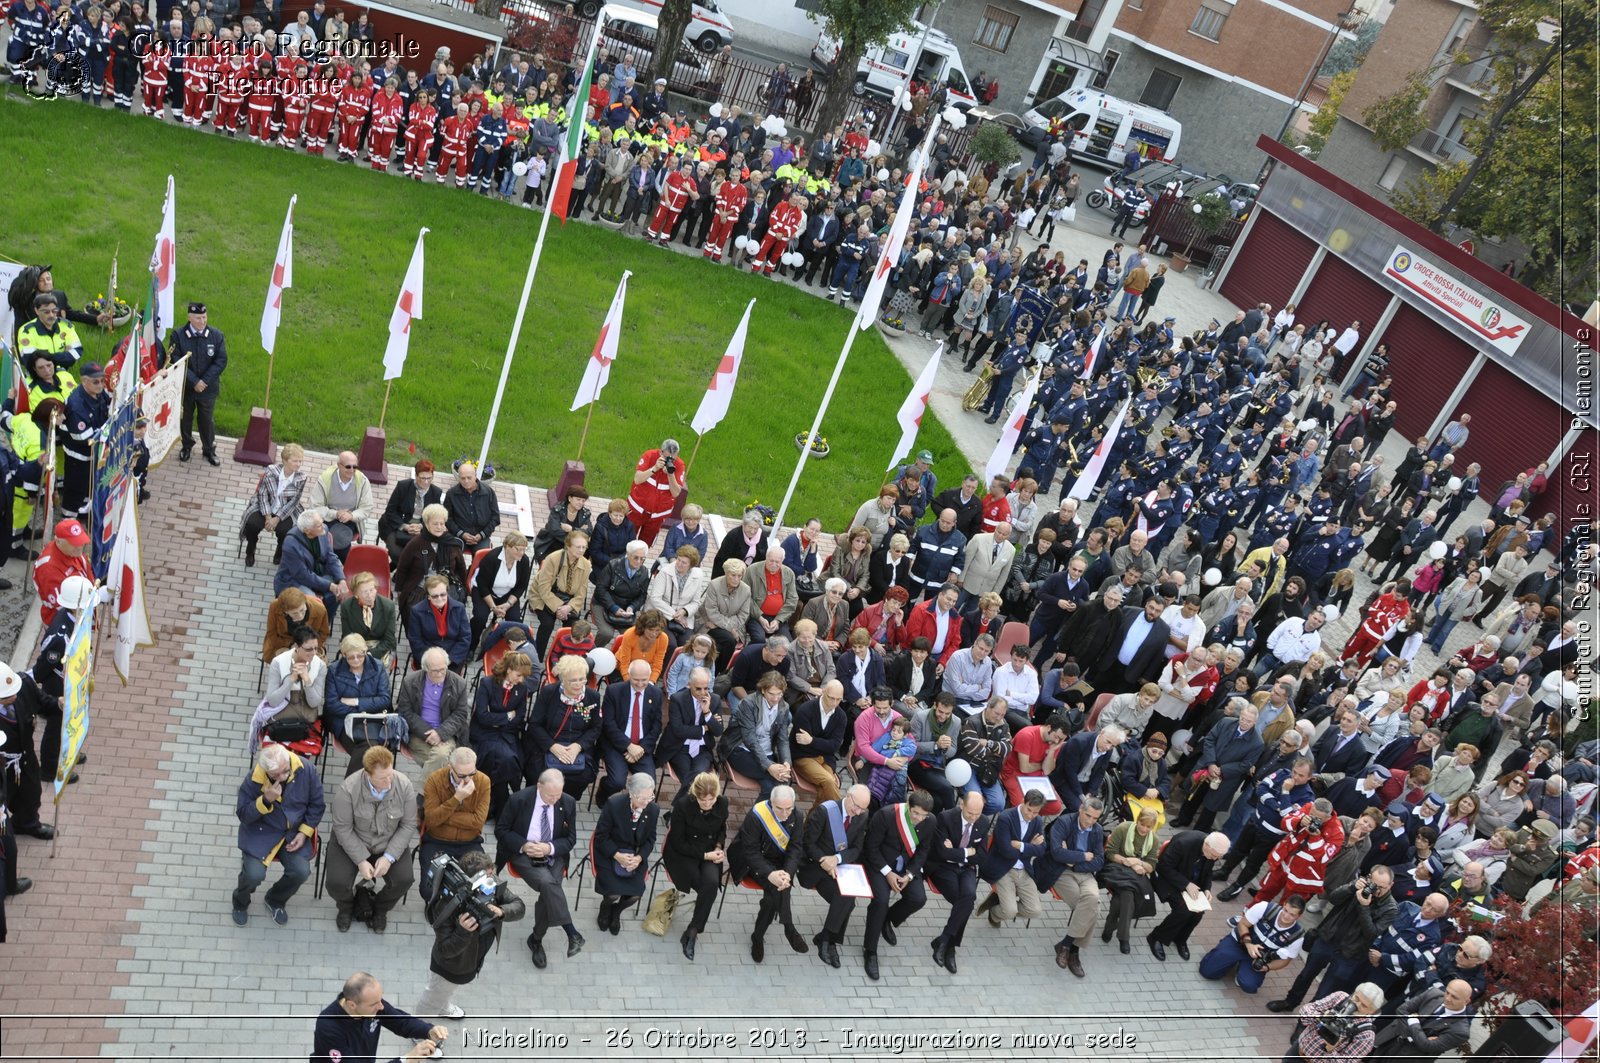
[[1219, 210, 1319, 315]]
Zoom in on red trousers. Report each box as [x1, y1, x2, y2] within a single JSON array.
[[182, 85, 207, 123], [367, 130, 396, 170], [1251, 868, 1320, 906], [215, 100, 243, 131], [436, 148, 468, 185], [703, 217, 736, 259], [754, 234, 788, 274], [1340, 630, 1383, 666], [404, 137, 429, 178], [336, 118, 363, 157], [646, 203, 683, 241], [247, 102, 273, 142], [280, 106, 306, 144], [305, 106, 335, 153], [141, 80, 165, 114]]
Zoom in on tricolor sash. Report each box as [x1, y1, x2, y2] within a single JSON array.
[[894, 802, 920, 857], [752, 800, 791, 850]]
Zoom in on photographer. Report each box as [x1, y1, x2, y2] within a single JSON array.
[[626, 438, 685, 548], [1267, 865, 1396, 1013], [413, 851, 525, 1021], [1285, 983, 1382, 1062], [1199, 894, 1306, 993]]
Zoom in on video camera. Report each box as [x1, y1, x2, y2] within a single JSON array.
[[1313, 1000, 1369, 1046], [428, 853, 500, 927]]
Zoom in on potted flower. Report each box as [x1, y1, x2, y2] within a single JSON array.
[[794, 431, 830, 458], [745, 501, 776, 527], [1170, 193, 1232, 272], [85, 293, 133, 328], [877, 313, 907, 336]]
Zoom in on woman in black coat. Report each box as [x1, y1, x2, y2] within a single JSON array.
[[664, 773, 729, 960], [1201, 530, 1241, 583], [710, 512, 769, 582], [884, 640, 939, 709], [523, 654, 602, 795], [468, 651, 536, 820], [1364, 495, 1415, 573], [470, 533, 532, 655], [867, 534, 915, 603], [593, 779, 660, 933], [395, 503, 469, 615]]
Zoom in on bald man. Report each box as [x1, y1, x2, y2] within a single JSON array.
[[797, 783, 872, 967], [791, 680, 849, 803]]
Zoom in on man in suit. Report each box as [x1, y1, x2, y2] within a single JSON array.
[[1035, 796, 1107, 978], [924, 791, 990, 973], [1094, 594, 1172, 693], [859, 790, 935, 980], [1175, 701, 1263, 830], [1372, 979, 1475, 1058], [378, 459, 444, 562], [790, 680, 849, 804], [1312, 703, 1371, 778], [1379, 509, 1439, 582], [976, 789, 1049, 929], [656, 666, 724, 784], [495, 768, 583, 969], [598, 660, 662, 800], [727, 785, 808, 963], [1053, 725, 1126, 814], [958, 522, 1015, 608], [797, 784, 872, 967], [1147, 829, 1230, 961]]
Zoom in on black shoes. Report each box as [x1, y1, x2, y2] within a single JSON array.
[[1119, 939, 1131, 955], [1101, 923, 1115, 943], [179, 446, 192, 462], [680, 928, 697, 961], [566, 931, 585, 957], [881, 922, 897, 947], [1174, 942, 1190, 961], [814, 933, 839, 968], [785, 927, 809, 954], [370, 912, 387, 933], [864, 952, 879, 981], [751, 934, 765, 964], [1266, 1000, 1296, 1013], [17, 823, 54, 840], [336, 911, 353, 932], [1218, 881, 1244, 902], [205, 453, 220, 466], [10, 878, 32, 896], [1147, 935, 1166, 962], [528, 935, 548, 969], [942, 944, 958, 974], [932, 938, 948, 970]]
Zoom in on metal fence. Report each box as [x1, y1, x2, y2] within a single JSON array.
[[1142, 191, 1245, 266]]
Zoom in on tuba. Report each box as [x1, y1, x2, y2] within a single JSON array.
[[963, 364, 996, 411], [1135, 365, 1163, 391]]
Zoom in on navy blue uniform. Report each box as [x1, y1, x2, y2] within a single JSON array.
[[309, 996, 437, 1063], [61, 384, 110, 519], [172, 323, 227, 459]]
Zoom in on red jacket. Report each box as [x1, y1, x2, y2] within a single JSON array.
[[406, 103, 438, 146], [659, 169, 694, 213], [852, 602, 908, 653], [33, 544, 92, 625], [1264, 803, 1346, 895], [903, 599, 962, 667], [1403, 678, 1451, 726], [712, 179, 747, 222], [182, 51, 213, 90], [438, 114, 473, 153], [141, 47, 169, 88], [368, 89, 403, 135], [766, 201, 805, 242], [625, 449, 684, 525], [336, 81, 371, 123]]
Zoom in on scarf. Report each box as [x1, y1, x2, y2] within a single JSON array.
[[1114, 822, 1158, 860]]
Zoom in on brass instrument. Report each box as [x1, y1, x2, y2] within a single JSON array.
[[1135, 366, 1162, 390], [963, 364, 996, 412]]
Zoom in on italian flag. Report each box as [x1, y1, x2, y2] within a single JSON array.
[[548, 30, 601, 223]]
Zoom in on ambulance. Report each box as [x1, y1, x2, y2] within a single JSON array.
[[1022, 86, 1182, 166], [812, 21, 978, 110]]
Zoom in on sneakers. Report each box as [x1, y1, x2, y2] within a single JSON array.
[[231, 907, 248, 926], [269, 905, 288, 926], [441, 1003, 465, 1020]]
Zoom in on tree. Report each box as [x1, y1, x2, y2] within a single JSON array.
[[810, 0, 922, 142], [1303, 69, 1356, 158], [1361, 70, 1431, 152], [1473, 897, 1599, 1031], [1320, 17, 1381, 77], [968, 121, 1020, 169], [1377, 0, 1599, 304], [651, 0, 694, 86]]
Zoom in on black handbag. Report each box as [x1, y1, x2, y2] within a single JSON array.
[[1098, 863, 1158, 918]]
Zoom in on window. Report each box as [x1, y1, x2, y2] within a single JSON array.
[[1140, 68, 1181, 110], [1092, 49, 1119, 91], [974, 6, 1020, 52], [1378, 156, 1407, 192], [1189, 0, 1230, 41]]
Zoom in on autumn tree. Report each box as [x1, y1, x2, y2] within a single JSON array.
[[651, 0, 694, 86], [810, 0, 923, 139]]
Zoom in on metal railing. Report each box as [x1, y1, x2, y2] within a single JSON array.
[[1409, 126, 1476, 163]]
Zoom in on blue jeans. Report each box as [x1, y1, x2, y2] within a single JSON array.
[[1115, 290, 1139, 319], [1425, 612, 1459, 655], [961, 775, 1005, 815], [233, 846, 312, 911], [726, 745, 783, 799]]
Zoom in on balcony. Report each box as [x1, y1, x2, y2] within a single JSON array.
[[1407, 126, 1477, 164], [1443, 54, 1495, 95]]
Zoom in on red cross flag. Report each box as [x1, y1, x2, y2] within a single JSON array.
[[105, 479, 153, 683], [887, 344, 941, 471], [690, 298, 753, 436], [260, 195, 295, 354], [983, 367, 1041, 484], [1066, 395, 1130, 501], [141, 354, 188, 465], [854, 112, 942, 331], [148, 175, 176, 335], [571, 271, 630, 411], [383, 228, 428, 381]]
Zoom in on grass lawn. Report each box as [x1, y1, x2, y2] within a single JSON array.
[[2, 93, 960, 526]]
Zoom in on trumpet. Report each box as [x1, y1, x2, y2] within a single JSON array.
[[963, 364, 996, 412]]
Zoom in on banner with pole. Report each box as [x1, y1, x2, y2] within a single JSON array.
[[141, 354, 188, 467], [571, 271, 630, 463], [983, 369, 1041, 484], [886, 344, 941, 472], [1065, 396, 1130, 501], [148, 175, 176, 337], [260, 195, 296, 397], [89, 401, 138, 579], [54, 605, 94, 803], [686, 298, 753, 472], [104, 477, 152, 683]]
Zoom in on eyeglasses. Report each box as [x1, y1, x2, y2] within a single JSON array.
[[428, 592, 450, 602], [339, 463, 356, 470]]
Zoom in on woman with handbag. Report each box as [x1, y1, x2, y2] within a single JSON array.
[[593, 773, 660, 934], [395, 504, 469, 616], [324, 634, 394, 776], [469, 650, 535, 820], [530, 530, 592, 662], [659, 772, 729, 960], [525, 654, 601, 797], [262, 625, 326, 744], [532, 486, 591, 562], [1100, 807, 1161, 953]]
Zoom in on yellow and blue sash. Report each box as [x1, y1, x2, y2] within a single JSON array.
[[752, 800, 791, 850]]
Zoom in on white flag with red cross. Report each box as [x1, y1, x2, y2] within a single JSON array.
[[383, 228, 428, 381], [571, 271, 630, 411], [887, 345, 941, 471], [690, 298, 753, 436], [140, 355, 188, 466], [260, 195, 295, 354], [855, 112, 941, 331], [984, 367, 1041, 483], [148, 175, 176, 336]]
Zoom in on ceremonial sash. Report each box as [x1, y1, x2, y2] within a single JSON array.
[[752, 801, 791, 850], [823, 800, 847, 853], [894, 803, 920, 857]]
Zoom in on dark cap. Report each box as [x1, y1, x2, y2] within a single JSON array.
[[187, 301, 207, 314], [1422, 792, 1444, 808], [78, 362, 105, 378], [1386, 799, 1409, 817], [32, 292, 54, 308]]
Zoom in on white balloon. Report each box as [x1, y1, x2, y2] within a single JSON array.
[[786, 252, 803, 267], [1203, 567, 1222, 587], [943, 758, 973, 788], [866, 139, 881, 157], [733, 235, 750, 251], [1429, 541, 1449, 560], [512, 160, 528, 176], [876, 168, 890, 182], [1319, 604, 1340, 624], [1170, 729, 1193, 756], [708, 101, 723, 118], [942, 106, 966, 128], [1447, 477, 1463, 492], [900, 92, 912, 112], [587, 646, 617, 677]]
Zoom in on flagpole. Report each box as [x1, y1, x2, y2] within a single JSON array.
[[575, 399, 598, 463], [107, 243, 119, 328], [684, 434, 704, 477], [263, 350, 277, 408], [378, 380, 394, 432], [774, 325, 863, 529]]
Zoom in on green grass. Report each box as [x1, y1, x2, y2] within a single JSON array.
[[2, 94, 961, 526]]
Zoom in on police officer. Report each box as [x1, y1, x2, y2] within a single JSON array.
[[17, 294, 84, 370], [172, 301, 227, 465], [61, 361, 110, 520]]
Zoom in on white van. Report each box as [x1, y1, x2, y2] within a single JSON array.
[[812, 22, 977, 110], [1022, 87, 1182, 166], [572, 0, 734, 53]]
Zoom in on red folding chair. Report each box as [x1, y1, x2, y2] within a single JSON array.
[[466, 547, 492, 591], [993, 621, 1032, 660], [345, 544, 393, 598], [1084, 692, 1114, 732]]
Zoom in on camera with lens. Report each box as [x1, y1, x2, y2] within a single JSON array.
[[428, 853, 499, 926], [1314, 1000, 1367, 1046], [663, 456, 677, 475], [1358, 879, 1374, 901]]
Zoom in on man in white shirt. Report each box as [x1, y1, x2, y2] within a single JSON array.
[[1333, 321, 1361, 359], [1254, 607, 1332, 678], [990, 644, 1040, 730]]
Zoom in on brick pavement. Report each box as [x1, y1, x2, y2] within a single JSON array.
[[0, 429, 1526, 1062]]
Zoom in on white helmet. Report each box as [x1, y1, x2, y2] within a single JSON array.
[[58, 575, 97, 611], [0, 662, 20, 699]]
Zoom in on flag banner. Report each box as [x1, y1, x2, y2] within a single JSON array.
[[1067, 396, 1131, 501], [90, 400, 138, 580], [1082, 325, 1105, 379], [0, 337, 16, 415], [105, 477, 153, 684], [149, 175, 176, 335], [887, 345, 941, 471], [855, 112, 942, 331], [690, 298, 753, 436], [54, 606, 94, 800], [140, 354, 188, 467], [549, 24, 600, 221], [384, 228, 428, 381], [983, 368, 1041, 484], [261, 195, 296, 354], [571, 270, 630, 411]]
